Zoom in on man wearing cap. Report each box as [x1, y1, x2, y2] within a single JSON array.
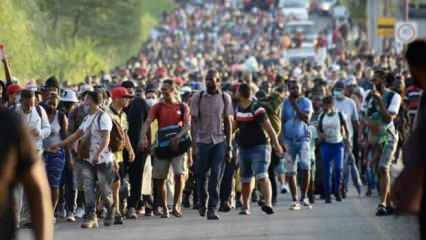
[[15, 89, 51, 226], [121, 81, 152, 219], [6, 84, 22, 109], [107, 87, 135, 224], [333, 81, 362, 197]]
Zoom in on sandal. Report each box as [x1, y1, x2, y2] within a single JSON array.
[[172, 209, 183, 218]]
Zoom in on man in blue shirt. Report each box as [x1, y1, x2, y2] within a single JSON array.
[[282, 80, 313, 210]]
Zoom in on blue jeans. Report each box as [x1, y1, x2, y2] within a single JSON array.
[[239, 145, 271, 183], [283, 140, 311, 176], [320, 142, 344, 196], [342, 143, 362, 194], [196, 142, 226, 210]]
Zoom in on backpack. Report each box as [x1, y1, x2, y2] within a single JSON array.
[[394, 102, 412, 144], [154, 103, 191, 159], [100, 108, 126, 153], [365, 90, 395, 118]]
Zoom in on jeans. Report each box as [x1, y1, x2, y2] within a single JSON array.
[[127, 151, 148, 209], [342, 143, 362, 194], [239, 145, 271, 182], [320, 142, 344, 196], [61, 158, 77, 213], [268, 151, 281, 203], [196, 142, 226, 210], [75, 160, 114, 217], [220, 159, 238, 204]]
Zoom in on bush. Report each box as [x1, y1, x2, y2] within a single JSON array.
[[0, 0, 175, 84]]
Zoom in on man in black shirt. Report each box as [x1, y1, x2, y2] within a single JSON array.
[[234, 83, 283, 215], [0, 108, 53, 240], [122, 81, 151, 219]]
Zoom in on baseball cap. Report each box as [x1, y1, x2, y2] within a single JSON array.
[[60, 89, 79, 103], [334, 81, 345, 90], [7, 84, 22, 95], [111, 87, 133, 99]]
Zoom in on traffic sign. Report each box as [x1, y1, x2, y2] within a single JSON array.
[[395, 21, 418, 44], [377, 17, 396, 37]]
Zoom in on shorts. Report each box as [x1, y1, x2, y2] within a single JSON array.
[[44, 149, 66, 188], [283, 140, 311, 176], [152, 154, 187, 179], [379, 130, 398, 171], [239, 145, 271, 183]]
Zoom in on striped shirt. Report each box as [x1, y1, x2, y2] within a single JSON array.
[[235, 102, 268, 148]]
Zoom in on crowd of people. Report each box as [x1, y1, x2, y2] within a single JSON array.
[[0, 1, 426, 239]]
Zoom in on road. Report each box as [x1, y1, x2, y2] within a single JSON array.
[[18, 190, 418, 240]]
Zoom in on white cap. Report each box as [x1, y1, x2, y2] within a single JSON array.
[[61, 89, 79, 103], [79, 84, 93, 94]]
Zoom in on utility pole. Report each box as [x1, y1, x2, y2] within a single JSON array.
[[367, 0, 382, 53]]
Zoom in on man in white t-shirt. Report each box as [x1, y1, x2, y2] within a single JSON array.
[[16, 89, 51, 154], [333, 81, 362, 197], [48, 91, 115, 229], [364, 69, 401, 216]]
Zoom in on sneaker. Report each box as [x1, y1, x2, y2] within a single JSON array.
[[334, 193, 343, 202], [114, 215, 124, 225], [81, 217, 98, 229], [289, 202, 301, 211], [145, 207, 154, 217], [302, 199, 313, 209], [376, 204, 388, 217], [127, 208, 138, 219], [261, 205, 274, 215], [207, 209, 220, 220], [66, 212, 76, 222], [386, 206, 395, 216], [280, 185, 289, 194], [153, 207, 162, 216], [239, 208, 251, 215], [198, 207, 207, 217], [104, 208, 115, 227], [308, 193, 315, 204], [75, 208, 85, 219], [257, 199, 266, 207], [161, 210, 170, 219], [366, 189, 372, 197], [219, 203, 231, 213], [98, 207, 107, 219]]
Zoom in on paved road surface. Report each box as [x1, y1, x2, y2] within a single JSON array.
[[18, 190, 418, 240]]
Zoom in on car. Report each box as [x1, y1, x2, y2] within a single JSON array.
[[312, 0, 337, 15], [282, 47, 319, 64], [284, 21, 318, 45], [279, 0, 310, 20], [331, 5, 349, 20], [409, 3, 426, 18]]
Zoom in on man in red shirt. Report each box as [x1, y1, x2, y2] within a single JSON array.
[[139, 79, 191, 218]]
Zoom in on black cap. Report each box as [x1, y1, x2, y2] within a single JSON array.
[[334, 81, 345, 90], [20, 89, 35, 99]]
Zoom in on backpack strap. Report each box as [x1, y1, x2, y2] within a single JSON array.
[[180, 103, 185, 123], [319, 112, 325, 133], [35, 105, 43, 119], [58, 111, 67, 140]]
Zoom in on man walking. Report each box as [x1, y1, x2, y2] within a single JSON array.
[[281, 80, 313, 210], [190, 70, 233, 220]]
